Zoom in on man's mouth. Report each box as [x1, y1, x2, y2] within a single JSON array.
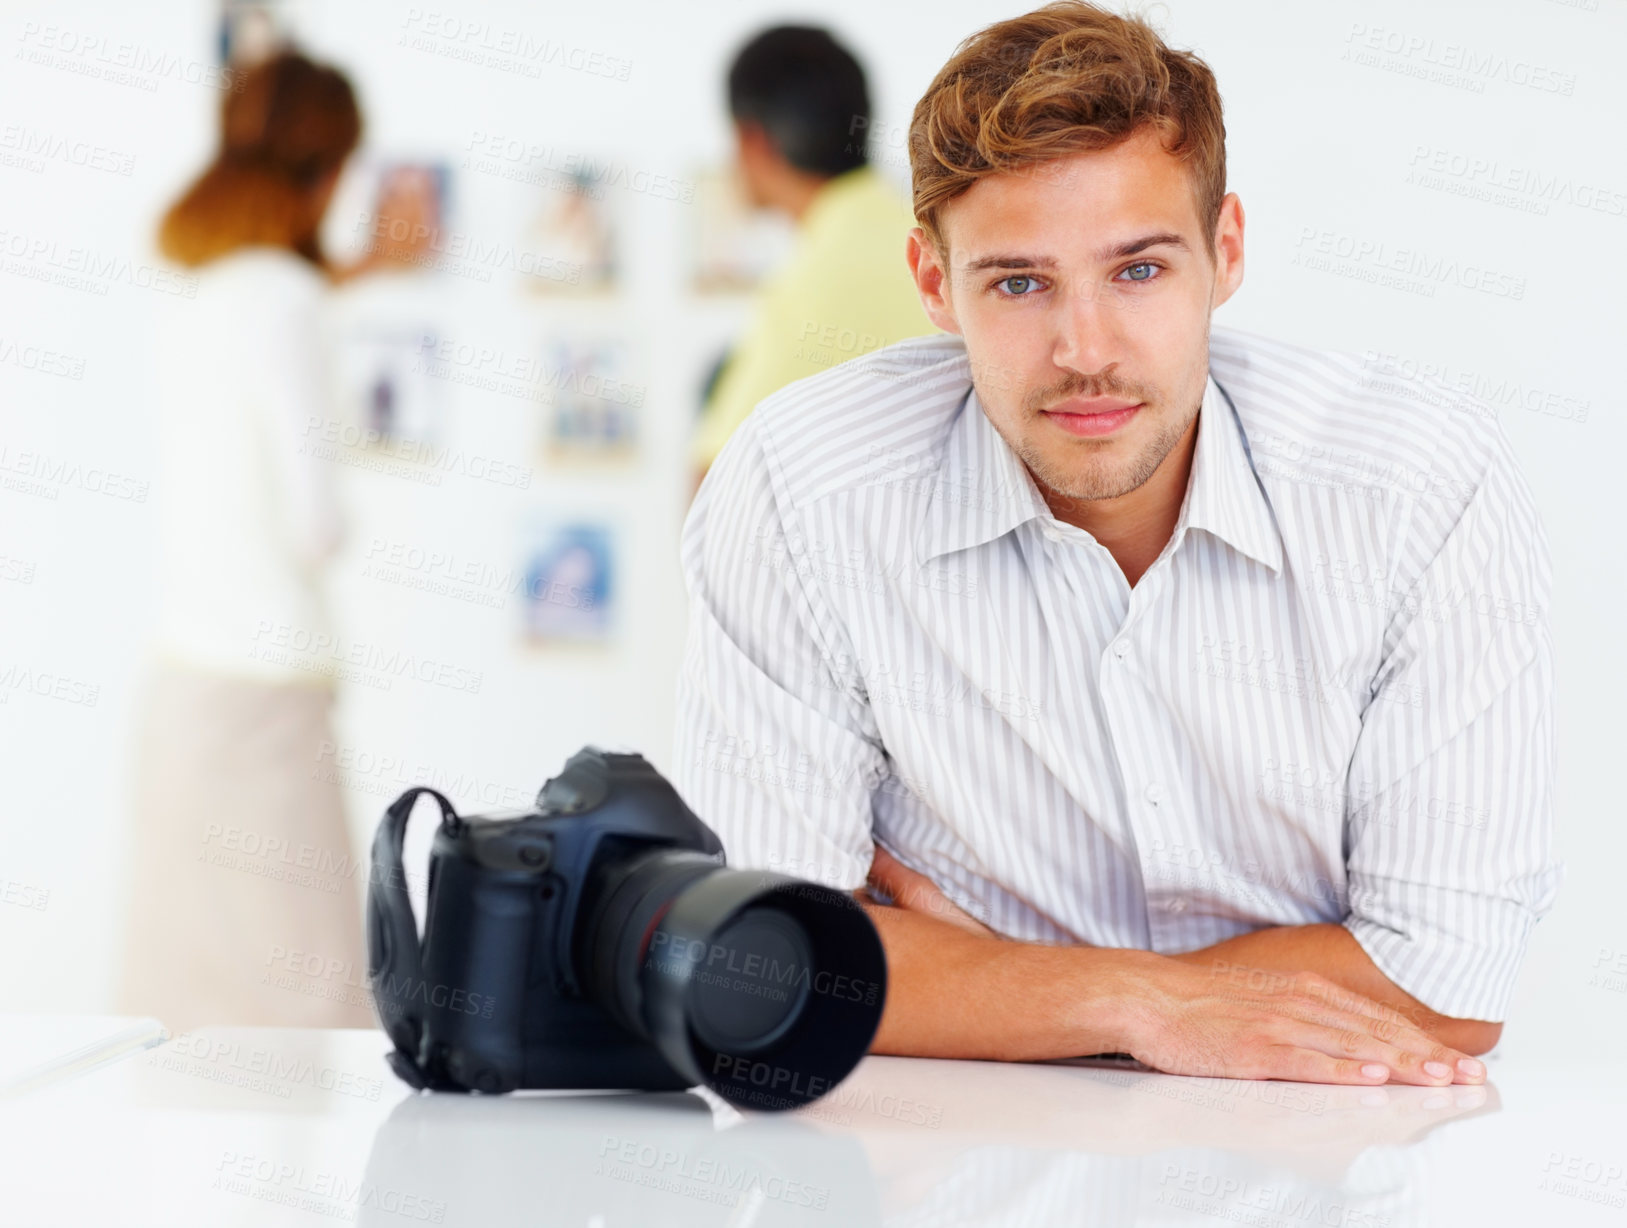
[[1041, 396, 1143, 438]]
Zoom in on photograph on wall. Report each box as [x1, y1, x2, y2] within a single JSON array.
[[335, 328, 442, 449], [215, 0, 294, 66], [688, 164, 794, 294], [538, 337, 643, 465], [522, 169, 615, 295], [364, 162, 450, 269], [519, 519, 616, 645]]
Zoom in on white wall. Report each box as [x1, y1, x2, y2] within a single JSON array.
[[2, 0, 1622, 1054]]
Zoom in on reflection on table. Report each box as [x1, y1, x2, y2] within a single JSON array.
[[6, 1020, 1623, 1228]]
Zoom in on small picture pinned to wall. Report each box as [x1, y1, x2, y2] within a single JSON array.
[[519, 519, 616, 644], [522, 169, 615, 295], [366, 163, 451, 269], [216, 0, 292, 67], [688, 164, 793, 294], [336, 328, 441, 447], [539, 337, 644, 465]]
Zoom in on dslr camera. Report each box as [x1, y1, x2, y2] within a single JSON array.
[[366, 747, 887, 1111]]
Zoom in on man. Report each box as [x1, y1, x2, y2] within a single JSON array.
[[690, 25, 937, 486], [673, 2, 1559, 1087]]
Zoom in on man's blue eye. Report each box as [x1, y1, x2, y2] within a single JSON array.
[[1121, 262, 1158, 282], [998, 275, 1038, 295]]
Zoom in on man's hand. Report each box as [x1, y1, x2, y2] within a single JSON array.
[[865, 844, 997, 937], [860, 845, 1486, 1086], [1122, 959, 1486, 1087], [1168, 924, 1503, 1057]]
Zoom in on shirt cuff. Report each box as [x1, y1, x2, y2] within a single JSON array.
[[757, 846, 871, 894], [1343, 877, 1556, 1021]]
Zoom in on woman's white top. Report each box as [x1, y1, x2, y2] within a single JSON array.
[[152, 247, 342, 685]]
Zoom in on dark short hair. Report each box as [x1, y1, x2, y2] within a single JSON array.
[[727, 26, 870, 177]]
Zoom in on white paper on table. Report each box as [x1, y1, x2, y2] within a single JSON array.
[[0, 1014, 169, 1098]]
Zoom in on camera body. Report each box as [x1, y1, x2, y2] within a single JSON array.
[[367, 747, 885, 1110]]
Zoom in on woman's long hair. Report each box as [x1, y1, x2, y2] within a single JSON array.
[[158, 51, 361, 269]]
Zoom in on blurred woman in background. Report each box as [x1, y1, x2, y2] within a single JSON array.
[[115, 51, 394, 1030]]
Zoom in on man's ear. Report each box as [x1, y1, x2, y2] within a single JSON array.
[[1210, 191, 1246, 311], [906, 227, 962, 335], [735, 119, 767, 155], [734, 120, 779, 178]]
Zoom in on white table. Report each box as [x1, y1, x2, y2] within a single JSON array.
[[1, 1023, 1623, 1226]]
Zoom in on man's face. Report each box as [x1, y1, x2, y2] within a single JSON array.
[[907, 128, 1243, 503]]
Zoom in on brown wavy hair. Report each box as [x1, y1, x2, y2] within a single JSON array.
[[158, 51, 361, 269], [908, 2, 1226, 261]]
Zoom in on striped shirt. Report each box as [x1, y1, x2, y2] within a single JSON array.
[[672, 326, 1561, 1022]]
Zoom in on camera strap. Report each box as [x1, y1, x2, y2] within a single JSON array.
[[367, 786, 463, 1090]]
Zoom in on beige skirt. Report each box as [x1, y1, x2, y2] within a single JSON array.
[[113, 661, 378, 1032]]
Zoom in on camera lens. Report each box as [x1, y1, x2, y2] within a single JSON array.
[[582, 850, 886, 1111], [685, 907, 812, 1053]]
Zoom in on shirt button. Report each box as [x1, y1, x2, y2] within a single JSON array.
[[1112, 640, 1130, 660], [1144, 782, 1166, 804], [1042, 527, 1062, 543]]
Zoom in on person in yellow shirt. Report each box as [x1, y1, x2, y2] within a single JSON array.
[[692, 26, 938, 485]]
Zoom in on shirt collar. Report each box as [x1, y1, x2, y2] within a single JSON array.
[[1170, 373, 1284, 573], [916, 373, 1283, 574]]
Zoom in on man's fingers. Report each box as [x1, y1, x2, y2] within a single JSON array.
[[1282, 998, 1478, 1084], [1284, 1019, 1467, 1086], [1256, 1046, 1394, 1086], [1280, 973, 1484, 1084], [1285, 996, 1431, 1051], [1289, 972, 1440, 1045], [866, 844, 911, 894], [867, 845, 994, 936]]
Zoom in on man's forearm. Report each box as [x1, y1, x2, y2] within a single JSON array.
[[858, 898, 1143, 1061], [857, 899, 1488, 1084], [854, 859, 1490, 1083], [1169, 923, 1503, 1055]]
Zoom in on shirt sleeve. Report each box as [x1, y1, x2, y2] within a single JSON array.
[[670, 412, 885, 890], [1342, 424, 1563, 1022]]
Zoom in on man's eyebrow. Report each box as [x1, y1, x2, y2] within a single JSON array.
[[959, 232, 1191, 273], [1099, 231, 1190, 261], [960, 253, 1060, 273]]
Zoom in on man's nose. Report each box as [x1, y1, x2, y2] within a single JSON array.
[[1051, 280, 1129, 375]]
